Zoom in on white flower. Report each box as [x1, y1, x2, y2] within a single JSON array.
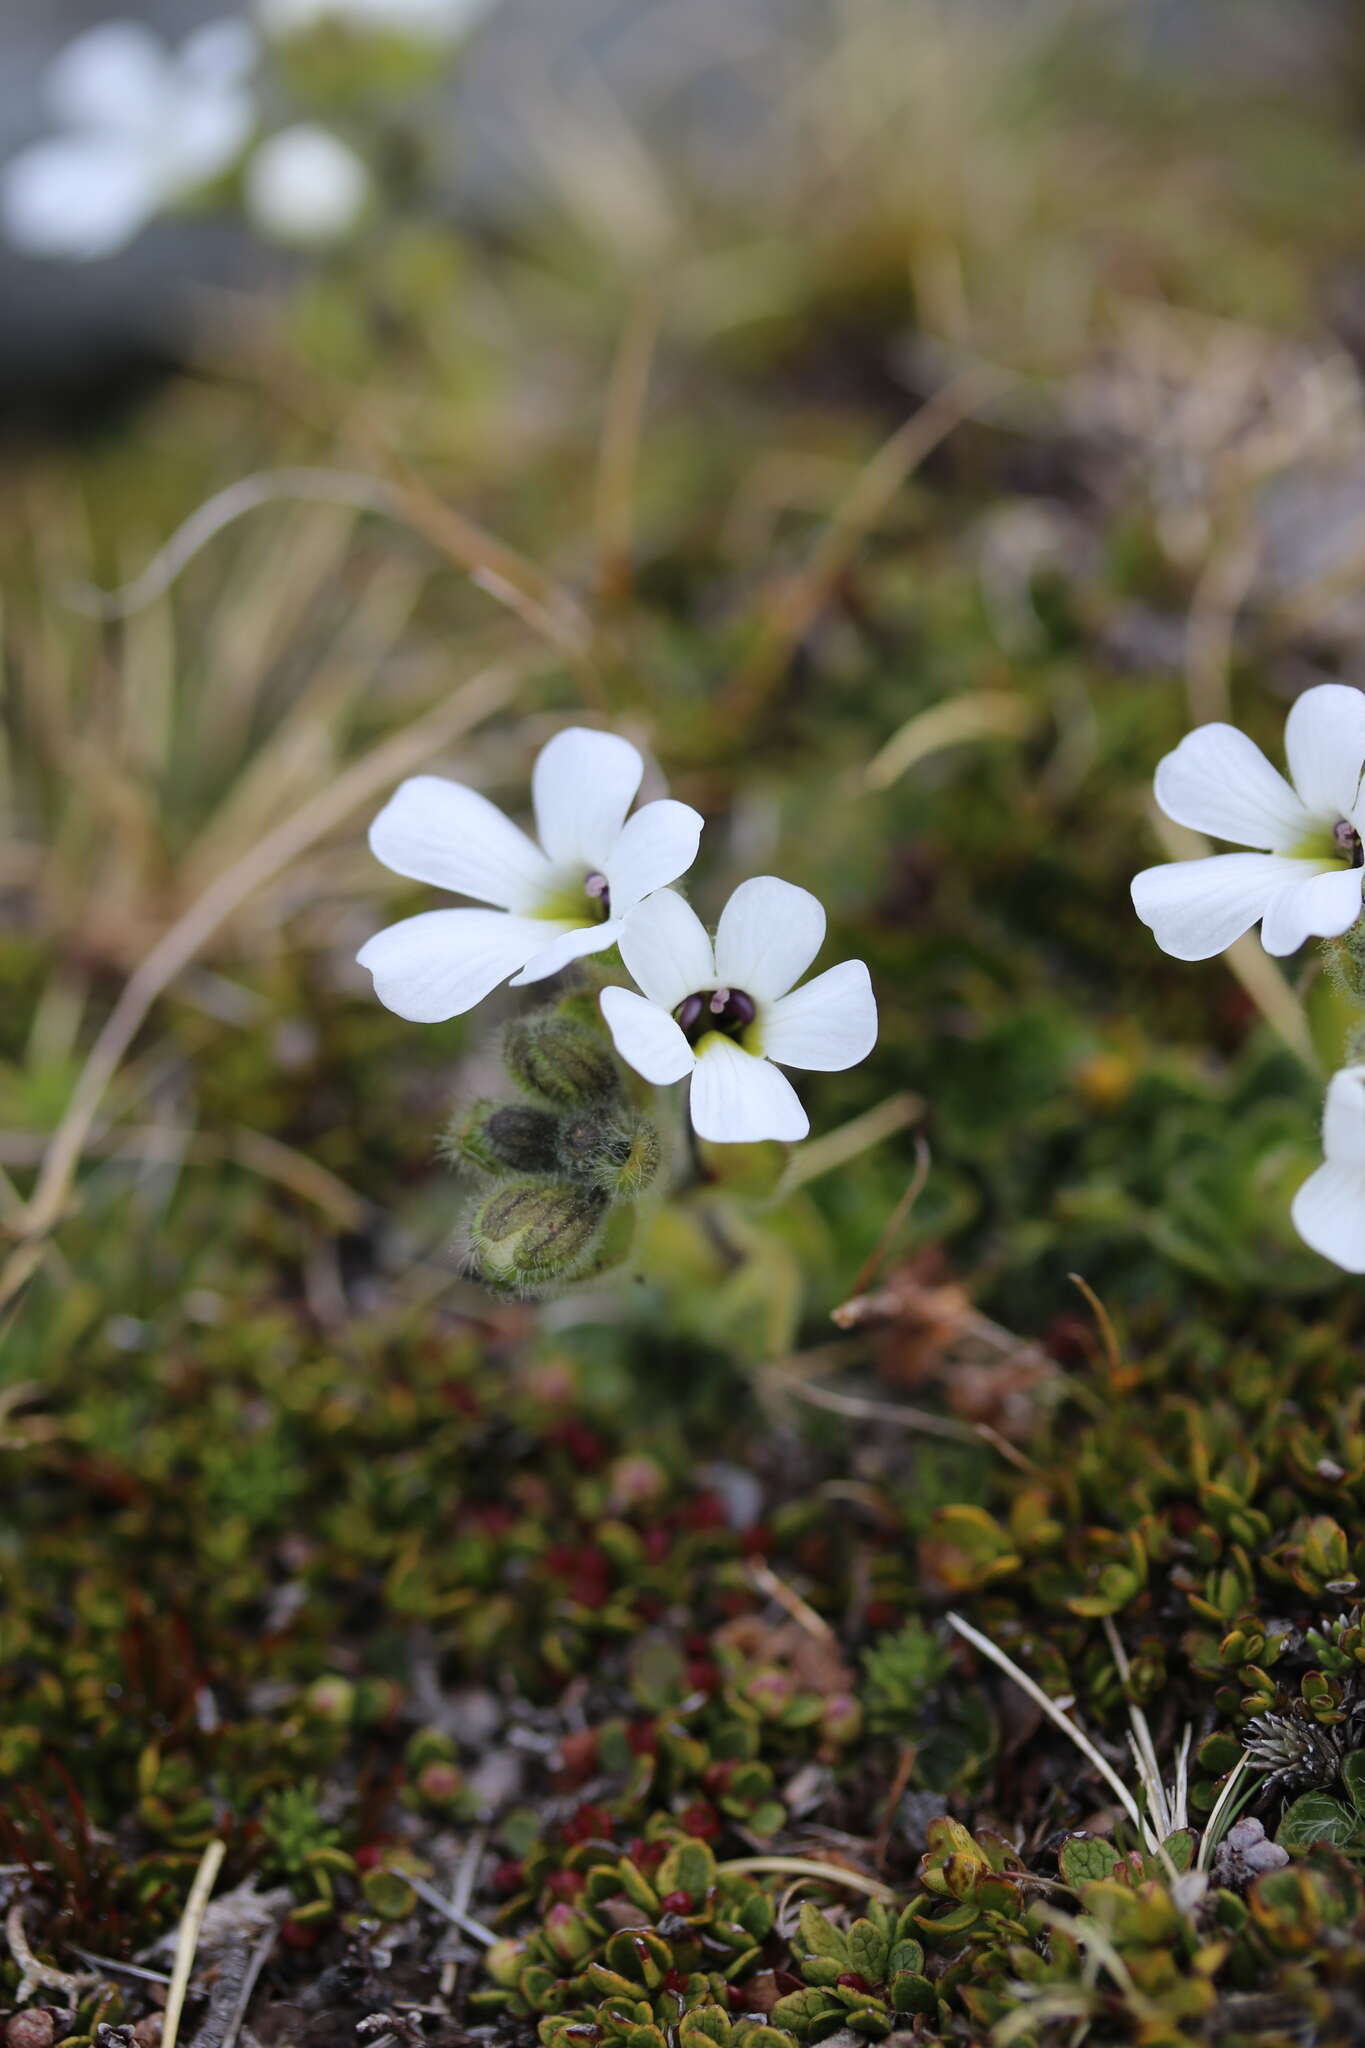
[[245, 125, 370, 245], [599, 879, 878, 1144], [257, 0, 496, 42], [358, 728, 703, 1021], [1292, 1064, 1365, 1272], [1, 19, 256, 261], [1131, 683, 1365, 960]]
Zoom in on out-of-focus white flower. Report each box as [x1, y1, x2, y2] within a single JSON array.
[[1, 19, 256, 261], [245, 124, 370, 245], [600, 879, 878, 1145], [257, 0, 496, 42], [359, 728, 703, 1022], [1292, 1064, 1365, 1272], [1131, 683, 1365, 960]]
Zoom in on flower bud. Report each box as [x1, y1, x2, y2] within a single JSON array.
[[503, 1011, 619, 1109], [485, 1937, 527, 1988], [304, 1674, 355, 1724], [558, 1109, 661, 1198], [469, 1179, 607, 1290], [451, 1099, 562, 1176]]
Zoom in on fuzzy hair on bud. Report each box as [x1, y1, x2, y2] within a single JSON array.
[[450, 1098, 563, 1177], [468, 1178, 608, 1293], [558, 1108, 661, 1199], [503, 1011, 620, 1110]]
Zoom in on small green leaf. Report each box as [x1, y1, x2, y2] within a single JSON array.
[[845, 1919, 889, 1985], [797, 1902, 848, 1963], [1342, 1750, 1365, 1819], [1059, 1835, 1119, 1889], [1276, 1792, 1360, 1852]]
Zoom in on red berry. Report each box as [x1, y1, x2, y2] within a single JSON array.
[[492, 1858, 524, 1895], [838, 1974, 872, 1994], [658, 1889, 692, 1915], [280, 1919, 320, 1951]]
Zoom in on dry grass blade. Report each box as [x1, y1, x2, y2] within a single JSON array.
[[864, 690, 1037, 792], [162, 1838, 226, 2048], [946, 1611, 1146, 1837], [715, 1856, 894, 1903], [725, 364, 1013, 724], [0, 659, 533, 1309]]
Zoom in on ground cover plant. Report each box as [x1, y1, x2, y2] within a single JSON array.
[[8, 2, 1365, 2043]]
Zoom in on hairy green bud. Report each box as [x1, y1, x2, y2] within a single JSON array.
[[469, 1178, 608, 1290], [503, 1011, 619, 1109], [451, 1098, 562, 1176], [558, 1108, 661, 1199]]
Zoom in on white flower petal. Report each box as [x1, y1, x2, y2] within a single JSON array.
[[367, 774, 551, 911], [619, 889, 714, 1010], [511, 920, 624, 986], [1153, 723, 1311, 851], [1291, 1159, 1365, 1273], [689, 1037, 809, 1144], [357, 907, 547, 1021], [600, 986, 697, 1084], [181, 19, 259, 86], [1, 136, 159, 259], [245, 125, 369, 245], [168, 86, 255, 191], [761, 959, 878, 1072], [46, 22, 169, 134], [1131, 852, 1304, 961], [714, 876, 826, 1001], [1323, 1064, 1365, 1168], [604, 799, 703, 916], [1258, 864, 1362, 956], [532, 727, 643, 867], [1285, 682, 1365, 825]]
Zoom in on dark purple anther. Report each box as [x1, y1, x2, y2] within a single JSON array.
[[675, 993, 705, 1035], [1334, 820, 1365, 870], [675, 986, 757, 1043], [584, 871, 611, 917]]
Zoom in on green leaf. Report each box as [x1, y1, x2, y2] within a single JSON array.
[[1276, 1792, 1360, 1852], [845, 1919, 889, 1985], [1160, 1829, 1195, 1872], [1342, 1750, 1365, 1819], [797, 1902, 848, 1963], [1058, 1835, 1118, 1888], [656, 1839, 716, 1901]]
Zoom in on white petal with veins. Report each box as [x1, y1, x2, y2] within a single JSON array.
[[1153, 723, 1311, 851], [357, 908, 553, 1022], [600, 986, 697, 1084], [690, 1036, 809, 1143], [619, 889, 715, 1011], [532, 727, 642, 868], [714, 875, 827, 1001], [368, 774, 551, 912], [761, 959, 878, 1071]]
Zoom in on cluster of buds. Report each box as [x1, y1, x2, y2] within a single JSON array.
[[452, 1002, 661, 1296]]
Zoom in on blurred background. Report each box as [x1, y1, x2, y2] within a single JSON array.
[[9, 2, 1365, 2032]]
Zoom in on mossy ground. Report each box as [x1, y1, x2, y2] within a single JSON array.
[[6, 7, 1365, 2043]]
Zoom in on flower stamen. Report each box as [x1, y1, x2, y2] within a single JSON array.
[[675, 986, 757, 1045], [584, 872, 612, 920]]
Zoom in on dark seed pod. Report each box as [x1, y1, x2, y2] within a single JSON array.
[[452, 1099, 563, 1176], [503, 1012, 620, 1109]]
